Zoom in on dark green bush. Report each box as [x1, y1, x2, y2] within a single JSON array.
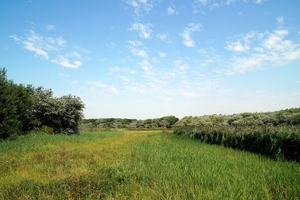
[[0, 68, 32, 139]]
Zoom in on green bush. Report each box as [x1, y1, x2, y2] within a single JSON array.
[[26, 86, 85, 134], [0, 68, 32, 139], [174, 125, 300, 162], [1, 68, 85, 139]]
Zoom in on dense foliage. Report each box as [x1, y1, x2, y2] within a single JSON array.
[[173, 109, 300, 162], [81, 115, 179, 130], [174, 125, 300, 162], [173, 108, 300, 127], [0, 68, 32, 139], [26, 86, 85, 134], [0, 68, 85, 139]]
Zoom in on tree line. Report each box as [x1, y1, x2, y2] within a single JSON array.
[[0, 68, 85, 139], [81, 116, 179, 130], [173, 108, 300, 127]]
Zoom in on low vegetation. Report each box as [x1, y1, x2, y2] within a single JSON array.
[[0, 130, 299, 199], [173, 108, 300, 162], [81, 115, 179, 130], [173, 108, 300, 127], [174, 125, 300, 162]]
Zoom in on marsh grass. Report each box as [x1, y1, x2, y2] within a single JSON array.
[[0, 130, 299, 199]]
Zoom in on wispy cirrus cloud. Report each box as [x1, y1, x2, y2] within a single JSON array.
[[59, 73, 69, 77], [109, 66, 137, 74], [225, 40, 250, 52], [85, 81, 118, 93], [224, 27, 300, 75], [123, 0, 155, 18], [131, 48, 148, 57], [193, 0, 267, 13], [180, 23, 202, 47], [159, 52, 166, 57], [46, 25, 55, 31], [10, 30, 66, 59], [156, 33, 167, 41], [127, 40, 143, 46], [10, 30, 88, 69], [126, 40, 148, 57], [106, 42, 116, 48], [138, 59, 152, 71], [128, 22, 153, 39], [51, 55, 82, 69], [167, 5, 176, 15], [173, 59, 189, 71]]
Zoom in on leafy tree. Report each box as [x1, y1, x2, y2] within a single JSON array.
[[28, 86, 85, 134], [0, 68, 32, 139]]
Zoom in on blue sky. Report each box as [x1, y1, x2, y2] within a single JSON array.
[[1, 0, 300, 119]]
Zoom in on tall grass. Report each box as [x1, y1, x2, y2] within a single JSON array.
[[0, 130, 299, 199], [174, 125, 300, 162]]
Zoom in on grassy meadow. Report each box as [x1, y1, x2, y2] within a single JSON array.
[[0, 129, 299, 199]]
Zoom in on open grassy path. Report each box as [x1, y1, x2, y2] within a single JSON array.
[[0, 130, 299, 199]]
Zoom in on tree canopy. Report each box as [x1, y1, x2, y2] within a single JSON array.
[[0, 68, 85, 139]]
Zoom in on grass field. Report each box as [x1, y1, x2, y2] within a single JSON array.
[[0, 129, 299, 199]]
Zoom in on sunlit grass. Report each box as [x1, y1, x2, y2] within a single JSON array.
[[0, 130, 299, 199]]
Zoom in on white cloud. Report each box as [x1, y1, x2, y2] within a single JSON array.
[[85, 81, 106, 88], [127, 40, 143, 46], [198, 0, 209, 6], [225, 30, 265, 53], [252, 0, 264, 4], [131, 48, 148, 57], [120, 75, 130, 82], [10, 30, 88, 69], [276, 16, 285, 28], [167, 5, 176, 15], [156, 33, 168, 42], [152, 57, 159, 63], [225, 28, 300, 75], [106, 42, 115, 48], [138, 60, 152, 71], [59, 73, 69, 77], [180, 23, 202, 47], [181, 92, 197, 98], [46, 25, 55, 31], [70, 81, 78, 85], [225, 41, 250, 52], [156, 33, 166, 40], [262, 30, 289, 50], [173, 59, 189, 70], [159, 52, 166, 57], [126, 40, 148, 57], [74, 45, 91, 54], [22, 40, 50, 59], [10, 30, 67, 59], [109, 66, 122, 72], [193, 0, 267, 13], [109, 66, 139, 75], [123, 0, 154, 17], [9, 35, 21, 42], [51, 55, 82, 69], [71, 51, 81, 59], [128, 22, 153, 39], [85, 81, 118, 93]]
